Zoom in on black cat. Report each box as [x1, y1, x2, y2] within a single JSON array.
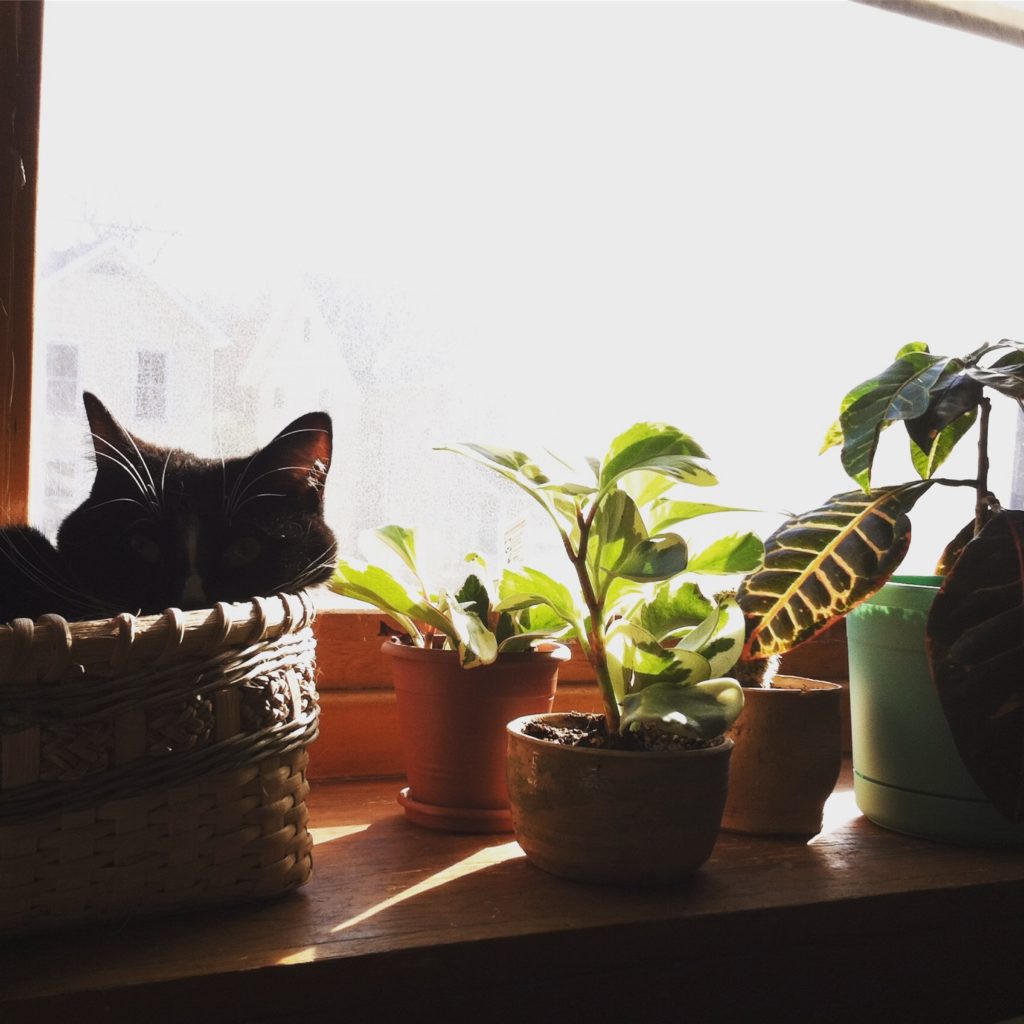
[[0, 393, 337, 622]]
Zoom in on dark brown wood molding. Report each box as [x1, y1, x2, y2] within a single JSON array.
[[0, 1, 43, 526]]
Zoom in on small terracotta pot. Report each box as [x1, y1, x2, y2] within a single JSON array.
[[506, 713, 733, 884], [385, 642, 568, 834], [721, 675, 843, 837]]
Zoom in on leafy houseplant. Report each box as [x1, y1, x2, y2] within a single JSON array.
[[444, 422, 765, 882], [736, 339, 1024, 841], [330, 527, 569, 833]]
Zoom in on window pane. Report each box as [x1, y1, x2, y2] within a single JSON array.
[[29, 3, 1024, 577]]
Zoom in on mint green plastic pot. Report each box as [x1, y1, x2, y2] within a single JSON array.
[[847, 575, 1024, 845]]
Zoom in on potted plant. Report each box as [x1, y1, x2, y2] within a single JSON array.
[[721, 647, 845, 838], [330, 526, 569, 834], [443, 422, 764, 883], [736, 339, 1024, 845]]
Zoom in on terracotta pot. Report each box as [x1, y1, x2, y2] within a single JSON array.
[[385, 641, 568, 834], [721, 675, 843, 837], [506, 712, 733, 884]]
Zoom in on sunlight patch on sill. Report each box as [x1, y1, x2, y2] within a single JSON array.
[[310, 823, 371, 844], [808, 787, 862, 844], [329, 841, 523, 935]]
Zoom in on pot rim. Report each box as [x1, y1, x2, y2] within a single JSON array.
[[507, 712, 734, 760], [748, 674, 843, 695], [382, 639, 571, 663]]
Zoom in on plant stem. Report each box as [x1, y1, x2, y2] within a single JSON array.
[[574, 502, 620, 734], [975, 396, 991, 538]]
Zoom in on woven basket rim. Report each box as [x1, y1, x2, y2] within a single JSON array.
[[0, 591, 317, 682]]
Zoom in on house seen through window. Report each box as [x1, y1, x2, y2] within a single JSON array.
[[45, 343, 78, 416], [29, 2, 1024, 582], [136, 350, 168, 420]]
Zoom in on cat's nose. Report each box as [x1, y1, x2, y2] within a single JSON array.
[[181, 572, 208, 608]]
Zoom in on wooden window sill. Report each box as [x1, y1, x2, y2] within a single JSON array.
[[2, 761, 1022, 1023]]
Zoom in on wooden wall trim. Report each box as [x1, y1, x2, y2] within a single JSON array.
[[0, 1, 43, 526]]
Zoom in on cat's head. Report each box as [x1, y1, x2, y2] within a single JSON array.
[[57, 393, 337, 615]]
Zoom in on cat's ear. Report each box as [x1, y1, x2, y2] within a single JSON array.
[[82, 393, 140, 469], [257, 412, 333, 504]]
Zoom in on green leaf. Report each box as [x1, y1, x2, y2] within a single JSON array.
[[622, 470, 677, 508], [909, 408, 977, 479], [605, 621, 712, 697], [677, 595, 745, 677], [330, 560, 453, 644], [965, 350, 1024, 399], [497, 566, 582, 631], [820, 419, 844, 455], [617, 534, 689, 582], [440, 443, 567, 529], [895, 341, 931, 358], [494, 611, 516, 645], [454, 573, 491, 623], [619, 678, 744, 739], [903, 361, 980, 454], [647, 499, 757, 532], [839, 351, 948, 490], [373, 525, 422, 585], [599, 422, 715, 492], [638, 580, 713, 640], [588, 489, 647, 591], [685, 532, 764, 575], [441, 589, 498, 668]]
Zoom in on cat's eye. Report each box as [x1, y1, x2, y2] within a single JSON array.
[[224, 536, 262, 567], [129, 534, 161, 563]]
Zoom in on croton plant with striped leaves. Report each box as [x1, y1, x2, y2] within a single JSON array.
[[444, 423, 765, 745], [736, 339, 1024, 822]]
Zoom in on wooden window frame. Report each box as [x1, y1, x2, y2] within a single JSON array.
[[0, 1, 42, 527]]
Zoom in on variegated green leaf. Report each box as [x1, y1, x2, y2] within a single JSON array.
[[620, 678, 744, 739], [373, 525, 422, 584], [497, 565, 582, 631], [685, 532, 764, 575], [736, 482, 933, 659], [617, 534, 689, 583], [676, 595, 745, 677], [588, 489, 646, 591], [638, 580, 713, 641], [648, 499, 757, 532], [330, 560, 454, 645], [599, 422, 715, 492], [441, 589, 498, 668]]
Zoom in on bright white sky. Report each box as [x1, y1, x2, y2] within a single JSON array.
[[35, 0, 1024, 576]]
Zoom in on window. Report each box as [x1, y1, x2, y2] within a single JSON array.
[[24, 1, 1024, 581], [45, 343, 77, 415], [43, 458, 74, 500], [135, 350, 167, 420]]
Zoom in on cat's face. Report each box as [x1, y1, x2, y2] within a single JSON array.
[[57, 394, 337, 615]]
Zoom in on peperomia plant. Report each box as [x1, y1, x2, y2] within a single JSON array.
[[330, 525, 567, 668], [443, 422, 765, 745], [736, 338, 1024, 821]]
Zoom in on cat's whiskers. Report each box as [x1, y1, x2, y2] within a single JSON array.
[[273, 541, 339, 594], [82, 496, 157, 516], [228, 465, 307, 519], [160, 450, 173, 505], [91, 436, 161, 515]]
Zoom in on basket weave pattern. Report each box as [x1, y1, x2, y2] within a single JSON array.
[[0, 592, 320, 935]]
